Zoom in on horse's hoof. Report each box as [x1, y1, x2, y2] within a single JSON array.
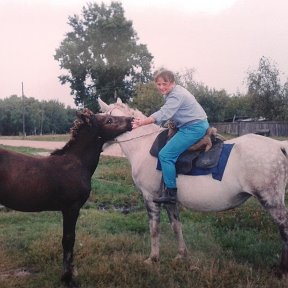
[[174, 250, 188, 261], [144, 257, 159, 265], [61, 271, 73, 285], [61, 277, 80, 288], [144, 258, 153, 265], [271, 264, 288, 279], [65, 279, 80, 288], [61, 265, 79, 286], [174, 254, 186, 261]]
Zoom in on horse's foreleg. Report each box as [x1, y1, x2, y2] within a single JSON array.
[[164, 204, 188, 260], [61, 207, 80, 285], [145, 200, 161, 264]]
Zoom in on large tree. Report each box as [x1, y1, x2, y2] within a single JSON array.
[[55, 2, 153, 110]]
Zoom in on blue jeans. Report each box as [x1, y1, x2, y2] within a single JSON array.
[[158, 119, 209, 189]]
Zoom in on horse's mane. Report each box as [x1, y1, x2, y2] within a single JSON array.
[[51, 109, 94, 156]]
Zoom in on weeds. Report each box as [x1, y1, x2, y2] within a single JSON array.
[[0, 147, 287, 287]]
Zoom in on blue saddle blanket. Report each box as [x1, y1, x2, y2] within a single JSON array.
[[157, 143, 234, 181]]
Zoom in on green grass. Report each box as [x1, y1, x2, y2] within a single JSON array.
[[0, 145, 287, 287], [0, 207, 285, 288], [0, 134, 69, 141], [88, 156, 143, 210], [0, 145, 50, 155]]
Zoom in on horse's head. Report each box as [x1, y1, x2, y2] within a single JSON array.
[[98, 98, 146, 119], [77, 108, 133, 141]]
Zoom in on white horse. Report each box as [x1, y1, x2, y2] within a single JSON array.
[[98, 98, 288, 275]]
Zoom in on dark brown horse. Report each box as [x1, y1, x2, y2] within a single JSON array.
[[0, 109, 133, 286]]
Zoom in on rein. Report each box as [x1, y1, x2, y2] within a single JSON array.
[[109, 129, 162, 144]]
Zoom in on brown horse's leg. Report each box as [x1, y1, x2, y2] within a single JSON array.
[[164, 204, 188, 259], [144, 200, 161, 264], [61, 207, 80, 285]]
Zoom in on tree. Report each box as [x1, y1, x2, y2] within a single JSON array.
[[131, 82, 163, 116], [0, 96, 76, 136], [42, 100, 71, 134], [280, 81, 288, 120], [0, 95, 23, 135], [173, 69, 230, 122], [246, 56, 283, 120], [175, 68, 196, 92], [192, 84, 230, 122], [224, 93, 254, 121], [55, 2, 153, 111]]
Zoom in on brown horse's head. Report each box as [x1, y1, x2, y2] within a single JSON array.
[[52, 109, 132, 156], [74, 108, 133, 141]]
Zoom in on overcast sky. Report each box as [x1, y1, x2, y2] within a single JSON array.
[[1, 0, 288, 107]]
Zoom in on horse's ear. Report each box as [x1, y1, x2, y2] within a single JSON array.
[[98, 98, 110, 112], [116, 98, 122, 104]]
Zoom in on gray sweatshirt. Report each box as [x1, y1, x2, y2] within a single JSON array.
[[150, 85, 207, 128]]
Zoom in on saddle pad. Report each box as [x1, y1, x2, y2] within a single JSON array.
[[156, 143, 234, 181]]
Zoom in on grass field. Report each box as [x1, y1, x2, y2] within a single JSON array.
[[0, 143, 288, 287], [0, 134, 70, 142]]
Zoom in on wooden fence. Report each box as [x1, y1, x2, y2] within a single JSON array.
[[211, 121, 288, 137]]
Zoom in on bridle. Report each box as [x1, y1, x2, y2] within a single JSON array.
[[105, 105, 163, 143]]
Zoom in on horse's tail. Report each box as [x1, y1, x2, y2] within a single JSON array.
[[282, 141, 288, 182], [281, 142, 288, 189], [281, 141, 288, 159]]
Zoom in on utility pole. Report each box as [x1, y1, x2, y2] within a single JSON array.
[[22, 82, 26, 138], [40, 109, 44, 135]]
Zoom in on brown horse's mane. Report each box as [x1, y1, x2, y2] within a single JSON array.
[[51, 109, 94, 156]]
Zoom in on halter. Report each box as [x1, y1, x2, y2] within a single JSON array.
[[108, 106, 120, 115]]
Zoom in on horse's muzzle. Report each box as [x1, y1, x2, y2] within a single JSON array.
[[128, 117, 134, 131]]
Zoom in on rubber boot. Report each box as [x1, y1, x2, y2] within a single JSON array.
[[153, 188, 177, 204]]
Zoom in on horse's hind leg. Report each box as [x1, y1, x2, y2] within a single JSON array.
[[257, 188, 288, 275], [61, 206, 80, 285], [164, 204, 188, 259], [265, 204, 288, 275]]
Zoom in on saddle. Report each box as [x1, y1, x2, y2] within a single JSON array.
[[150, 126, 225, 175]]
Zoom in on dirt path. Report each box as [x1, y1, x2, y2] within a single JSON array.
[[0, 139, 124, 157]]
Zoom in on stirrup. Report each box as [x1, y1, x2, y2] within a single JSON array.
[[153, 188, 177, 204], [153, 195, 176, 204]]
